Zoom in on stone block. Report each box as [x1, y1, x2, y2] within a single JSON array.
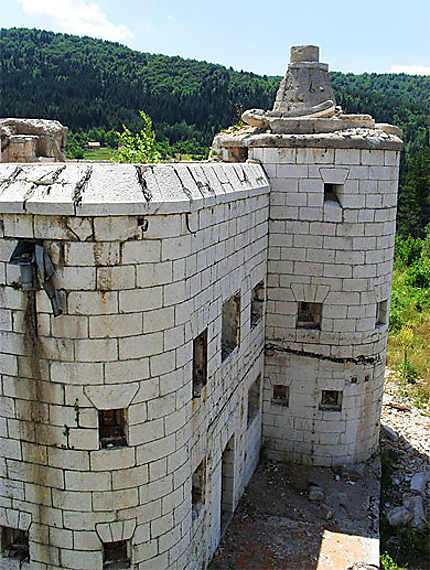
[[68, 291, 118, 315], [97, 266, 136, 290], [137, 434, 175, 464], [361, 149, 385, 165], [334, 149, 360, 164], [93, 216, 139, 241], [119, 287, 162, 313], [118, 332, 163, 359], [65, 242, 120, 266], [105, 358, 150, 383], [65, 470, 110, 491], [277, 165, 308, 178], [161, 236, 191, 261], [75, 338, 118, 362], [93, 488, 138, 511], [122, 240, 161, 263], [89, 313, 142, 338], [136, 262, 173, 288]]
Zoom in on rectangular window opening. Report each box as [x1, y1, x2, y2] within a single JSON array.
[[297, 301, 322, 330], [247, 375, 261, 428], [320, 390, 342, 412], [250, 280, 265, 328], [222, 293, 240, 362], [192, 459, 206, 521], [376, 300, 388, 327], [103, 540, 130, 569], [324, 183, 341, 205], [193, 329, 208, 398], [272, 385, 289, 407], [1, 527, 29, 562], [99, 409, 127, 449]]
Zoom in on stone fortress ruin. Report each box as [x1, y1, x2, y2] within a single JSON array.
[[0, 46, 402, 569]]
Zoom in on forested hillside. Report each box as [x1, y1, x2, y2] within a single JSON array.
[[1, 27, 429, 236], [1, 29, 429, 148]]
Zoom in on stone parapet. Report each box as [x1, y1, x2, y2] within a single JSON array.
[[0, 162, 268, 216]]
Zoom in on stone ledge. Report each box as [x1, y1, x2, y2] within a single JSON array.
[[213, 128, 403, 151], [0, 162, 269, 216]]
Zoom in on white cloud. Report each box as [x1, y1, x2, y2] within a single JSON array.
[[390, 65, 430, 76], [17, 0, 133, 42]]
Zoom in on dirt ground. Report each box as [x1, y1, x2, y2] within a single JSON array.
[[209, 457, 380, 570]]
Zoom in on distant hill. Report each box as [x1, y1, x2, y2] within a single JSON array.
[[1, 28, 429, 151]]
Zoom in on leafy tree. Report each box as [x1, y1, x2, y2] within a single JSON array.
[[397, 147, 430, 237], [112, 111, 160, 163]]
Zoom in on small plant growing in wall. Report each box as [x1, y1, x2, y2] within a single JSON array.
[[74, 398, 80, 427], [112, 110, 161, 164], [62, 424, 71, 449]]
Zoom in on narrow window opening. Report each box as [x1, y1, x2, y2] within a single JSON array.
[[103, 540, 130, 569], [99, 409, 127, 449], [247, 375, 261, 427], [192, 459, 206, 521], [272, 385, 289, 407], [1, 527, 29, 562], [222, 293, 240, 361], [297, 302, 322, 330], [250, 280, 265, 328], [193, 329, 208, 398], [221, 435, 235, 533], [376, 300, 388, 327], [364, 374, 370, 382], [320, 390, 342, 412], [324, 183, 341, 205]]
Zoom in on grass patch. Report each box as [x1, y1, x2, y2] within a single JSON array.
[[380, 519, 429, 569], [387, 233, 430, 409], [82, 147, 114, 161]]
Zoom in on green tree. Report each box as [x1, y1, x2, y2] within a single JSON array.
[[397, 147, 430, 237], [112, 111, 161, 164]]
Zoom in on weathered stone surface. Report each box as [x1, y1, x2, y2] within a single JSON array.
[[0, 118, 68, 162], [404, 495, 427, 530], [410, 471, 430, 495], [215, 45, 403, 147], [308, 484, 325, 501], [273, 45, 337, 117], [386, 506, 412, 526]]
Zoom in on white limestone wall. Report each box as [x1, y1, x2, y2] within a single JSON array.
[[0, 162, 269, 569], [249, 145, 400, 465]]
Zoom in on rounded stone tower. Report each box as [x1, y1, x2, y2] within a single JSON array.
[[213, 45, 403, 466]]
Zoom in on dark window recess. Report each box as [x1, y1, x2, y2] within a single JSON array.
[[376, 300, 388, 327], [297, 302, 322, 330], [1, 527, 29, 562], [324, 183, 341, 205], [247, 375, 261, 427], [192, 460, 206, 520], [272, 384, 289, 407], [250, 281, 265, 328], [222, 293, 241, 361], [193, 329, 208, 398], [320, 390, 342, 412], [99, 409, 127, 449], [364, 374, 370, 382], [103, 540, 130, 569]]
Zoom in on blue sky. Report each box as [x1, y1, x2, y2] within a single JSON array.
[[4, 0, 430, 76]]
